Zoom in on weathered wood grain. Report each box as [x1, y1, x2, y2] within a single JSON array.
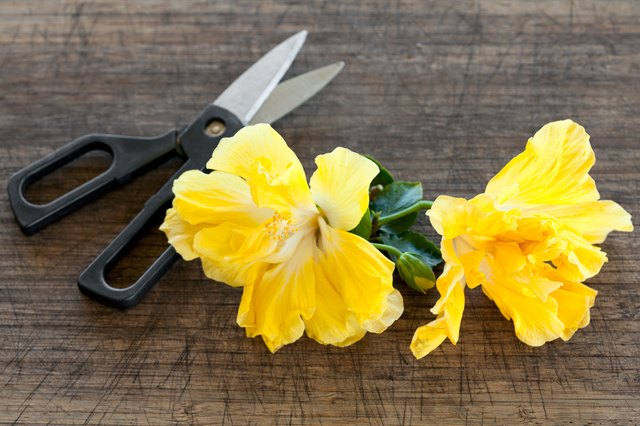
[[1, 0, 638, 424]]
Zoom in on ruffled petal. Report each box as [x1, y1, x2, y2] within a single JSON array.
[[551, 280, 597, 340], [236, 235, 316, 353], [304, 263, 367, 347], [192, 222, 272, 287], [481, 261, 597, 346], [491, 241, 527, 275], [410, 318, 449, 359], [243, 158, 314, 211], [551, 230, 608, 281], [159, 207, 204, 261], [427, 194, 518, 241], [535, 200, 633, 244], [486, 119, 599, 207], [429, 264, 466, 341], [410, 263, 465, 359], [316, 218, 401, 332], [172, 169, 273, 227], [310, 147, 379, 231], [481, 267, 566, 347], [206, 123, 313, 210], [366, 289, 404, 334], [527, 274, 563, 303], [427, 196, 470, 239]]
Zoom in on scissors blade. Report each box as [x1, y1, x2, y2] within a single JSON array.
[[213, 30, 307, 124], [250, 62, 345, 124]]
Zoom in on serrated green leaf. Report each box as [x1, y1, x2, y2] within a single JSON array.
[[349, 208, 372, 240], [380, 231, 442, 268], [364, 155, 394, 186]]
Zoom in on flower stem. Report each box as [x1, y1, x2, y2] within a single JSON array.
[[371, 243, 403, 258], [377, 200, 434, 226]]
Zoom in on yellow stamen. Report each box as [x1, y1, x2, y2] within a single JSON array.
[[265, 211, 297, 241]]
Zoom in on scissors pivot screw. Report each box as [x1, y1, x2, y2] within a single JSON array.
[[205, 119, 226, 137]]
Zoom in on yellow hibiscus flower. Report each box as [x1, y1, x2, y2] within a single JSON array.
[[411, 120, 633, 359], [160, 123, 403, 352]]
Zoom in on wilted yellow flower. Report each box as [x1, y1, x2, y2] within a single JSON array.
[[161, 124, 403, 352], [411, 120, 633, 359]]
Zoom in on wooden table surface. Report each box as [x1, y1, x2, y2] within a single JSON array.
[[1, 1, 638, 424]]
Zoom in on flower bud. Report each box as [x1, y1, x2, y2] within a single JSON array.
[[397, 252, 436, 293]]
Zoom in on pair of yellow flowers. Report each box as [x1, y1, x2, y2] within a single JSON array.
[[160, 120, 632, 358]]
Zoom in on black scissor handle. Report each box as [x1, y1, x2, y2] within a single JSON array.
[[7, 130, 177, 235], [76, 161, 191, 308], [76, 105, 246, 309]]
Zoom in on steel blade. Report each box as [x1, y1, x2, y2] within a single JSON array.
[[250, 62, 345, 124], [213, 30, 307, 124]]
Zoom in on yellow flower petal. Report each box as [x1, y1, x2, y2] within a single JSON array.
[[410, 263, 465, 359], [427, 194, 518, 241], [551, 280, 597, 340], [527, 274, 563, 303], [172, 169, 273, 227], [192, 222, 272, 287], [410, 317, 449, 359], [206, 124, 313, 210], [429, 264, 466, 341], [426, 195, 468, 238], [243, 156, 314, 211], [310, 147, 379, 231], [316, 218, 401, 332], [551, 230, 607, 281], [536, 200, 633, 244], [159, 207, 204, 261], [304, 263, 367, 347], [207, 124, 297, 179], [486, 119, 598, 207], [491, 241, 527, 275], [236, 236, 317, 353], [369, 289, 404, 334], [482, 271, 566, 347]]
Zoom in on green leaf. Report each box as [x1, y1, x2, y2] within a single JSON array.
[[371, 181, 423, 215], [371, 181, 423, 233], [380, 231, 442, 268], [380, 211, 418, 234], [364, 155, 394, 187], [349, 208, 372, 240]]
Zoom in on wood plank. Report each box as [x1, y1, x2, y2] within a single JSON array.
[[0, 0, 638, 423]]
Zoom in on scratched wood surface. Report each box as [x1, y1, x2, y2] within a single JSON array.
[[1, 1, 638, 424]]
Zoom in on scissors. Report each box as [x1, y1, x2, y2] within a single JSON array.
[[7, 31, 344, 309]]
